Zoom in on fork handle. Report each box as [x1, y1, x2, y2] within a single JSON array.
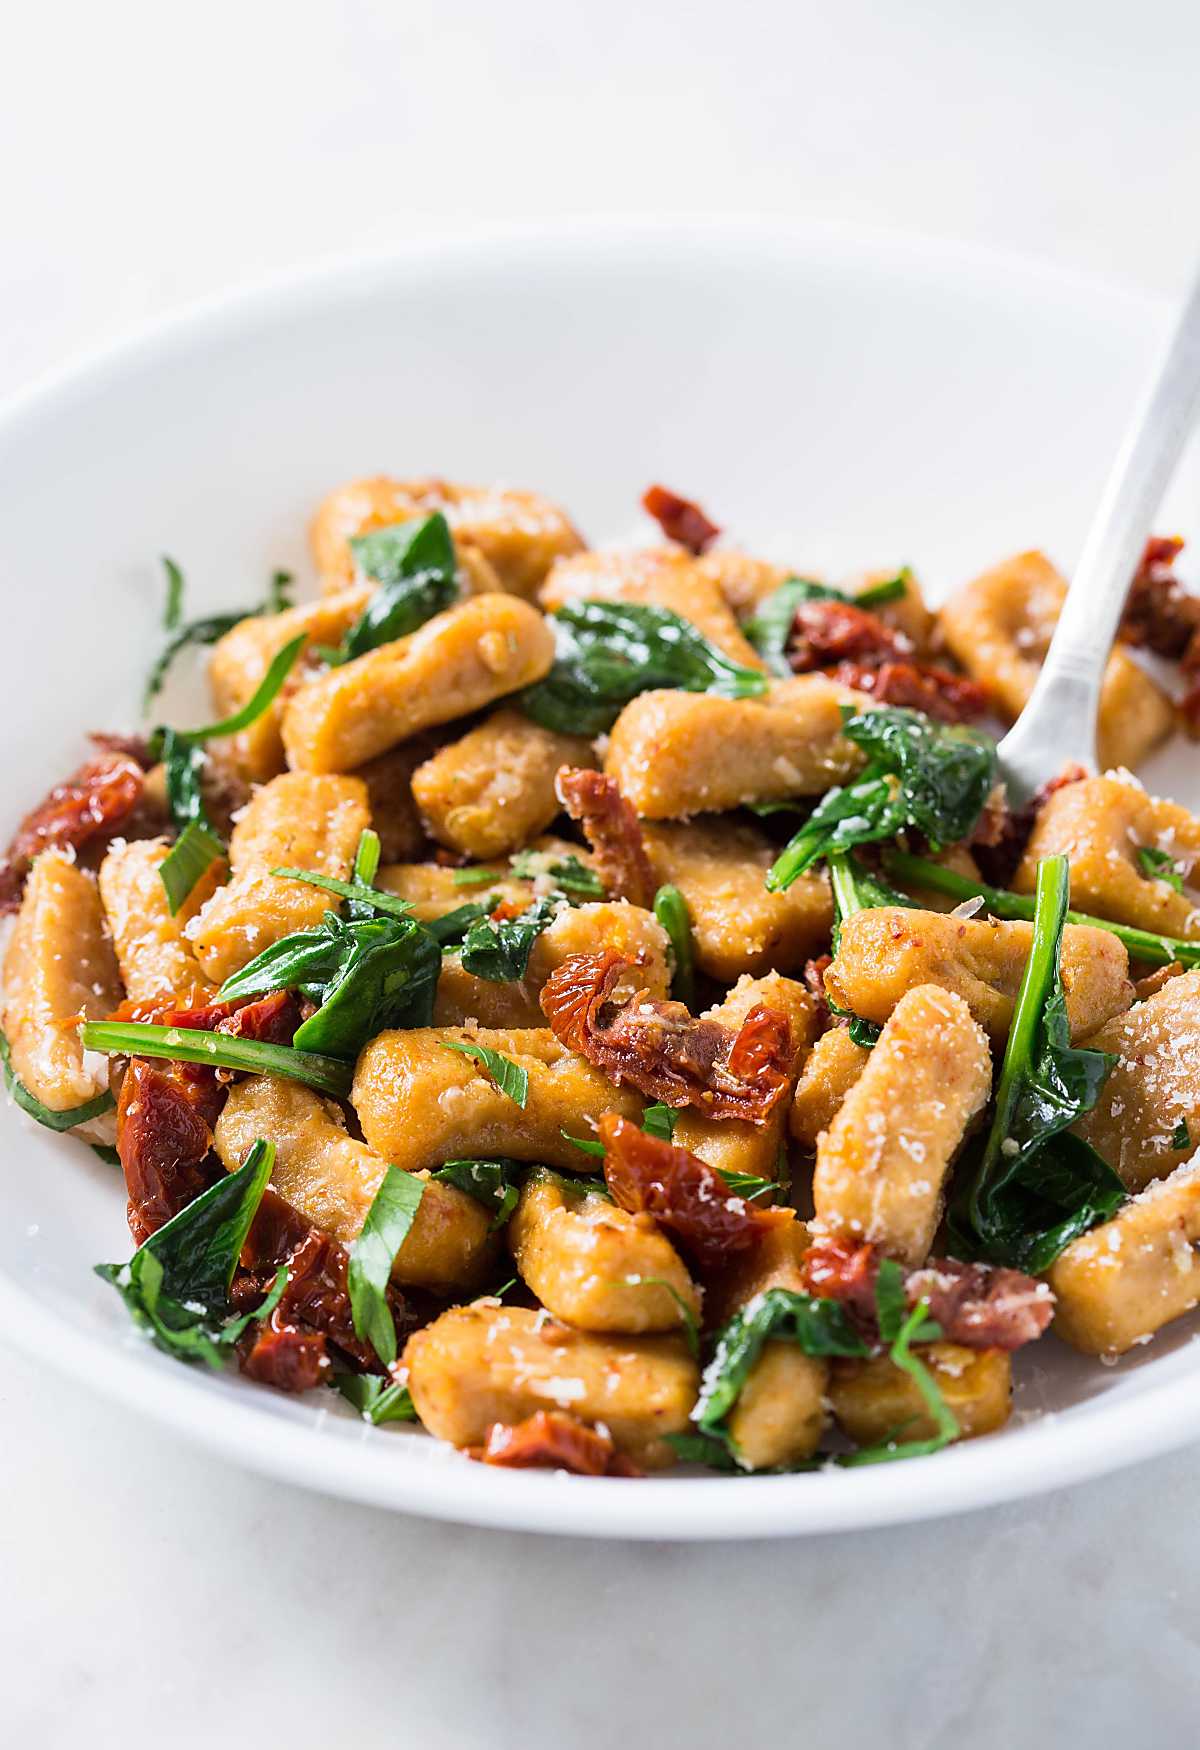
[[1000, 263, 1200, 794]]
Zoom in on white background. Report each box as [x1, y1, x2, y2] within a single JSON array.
[[3, 2, 1200, 1745]]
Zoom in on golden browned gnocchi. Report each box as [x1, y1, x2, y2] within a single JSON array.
[[310, 475, 584, 597], [19, 478, 1200, 1487], [282, 594, 555, 773]]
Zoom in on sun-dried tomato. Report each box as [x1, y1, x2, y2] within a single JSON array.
[[234, 1187, 425, 1390], [826, 659, 989, 724], [971, 764, 1088, 887], [89, 731, 156, 770], [641, 484, 721, 555], [803, 1235, 1053, 1351], [802, 954, 834, 1033], [108, 987, 302, 1045], [117, 1059, 219, 1246], [599, 1113, 791, 1273], [1119, 534, 1197, 658], [554, 767, 654, 908], [0, 752, 143, 910], [541, 951, 791, 1122], [474, 1410, 634, 1475], [786, 599, 910, 674]]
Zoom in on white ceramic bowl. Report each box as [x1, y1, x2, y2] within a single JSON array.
[[2, 221, 1198, 1539]]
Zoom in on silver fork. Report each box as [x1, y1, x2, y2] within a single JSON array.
[[998, 264, 1200, 805]]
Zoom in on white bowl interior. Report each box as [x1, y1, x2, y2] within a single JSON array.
[[2, 223, 1199, 1538]]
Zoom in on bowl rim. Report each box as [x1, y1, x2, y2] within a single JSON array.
[[2, 216, 1194, 1540]]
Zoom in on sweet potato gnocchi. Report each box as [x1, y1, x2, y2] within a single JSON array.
[[8, 479, 1200, 1483]]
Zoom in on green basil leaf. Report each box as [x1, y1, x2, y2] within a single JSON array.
[[522, 599, 768, 736], [160, 820, 225, 916], [336, 513, 459, 663], [1137, 845, 1185, 893], [873, 1256, 910, 1346], [425, 903, 487, 948], [0, 1028, 116, 1132], [560, 1129, 606, 1159], [652, 884, 696, 1006], [348, 1165, 426, 1366], [451, 866, 505, 887], [1173, 1118, 1192, 1150], [715, 1168, 779, 1200], [432, 1157, 526, 1228], [335, 1371, 416, 1425], [158, 728, 209, 829], [144, 557, 300, 712], [641, 1103, 677, 1141], [440, 1040, 529, 1107], [80, 1020, 353, 1099], [270, 863, 417, 921], [459, 895, 560, 983], [840, 1299, 959, 1466], [508, 849, 605, 898]]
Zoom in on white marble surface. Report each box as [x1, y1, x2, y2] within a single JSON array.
[[4, 1, 1200, 1743]]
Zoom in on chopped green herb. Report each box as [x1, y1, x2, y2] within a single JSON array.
[[459, 895, 561, 982], [0, 1028, 115, 1132], [334, 1371, 417, 1425], [948, 856, 1124, 1273], [641, 1102, 677, 1142], [332, 513, 459, 664], [348, 1166, 426, 1366], [425, 903, 487, 948], [560, 1129, 607, 1160], [432, 1158, 526, 1229], [95, 1138, 283, 1366], [452, 866, 504, 888], [744, 573, 909, 676], [882, 849, 1200, 971], [91, 1143, 122, 1166], [1138, 845, 1185, 893], [508, 849, 605, 898], [690, 1288, 869, 1466], [716, 1168, 780, 1200], [143, 558, 296, 712], [522, 599, 768, 736], [1173, 1118, 1192, 1151], [159, 820, 225, 916], [840, 1297, 958, 1466], [440, 1040, 529, 1108], [270, 863, 416, 921], [767, 707, 997, 892], [162, 555, 185, 631], [80, 1020, 353, 1100], [653, 884, 696, 1006]]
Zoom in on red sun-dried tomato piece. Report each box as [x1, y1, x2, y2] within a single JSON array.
[[599, 1113, 791, 1273], [0, 752, 143, 911], [826, 659, 990, 724], [541, 951, 791, 1123], [117, 1059, 220, 1246], [1119, 533, 1197, 659], [787, 599, 910, 673], [475, 1410, 631, 1476], [641, 484, 721, 555], [554, 766, 654, 907], [803, 1235, 1053, 1351]]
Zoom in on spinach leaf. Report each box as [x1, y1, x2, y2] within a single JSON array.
[[767, 707, 998, 892], [825, 851, 908, 1044], [80, 1020, 353, 1099], [144, 557, 296, 712], [333, 513, 459, 664], [334, 1371, 417, 1425], [291, 917, 441, 1057], [949, 856, 1124, 1272], [883, 848, 1200, 971], [95, 1138, 284, 1366], [432, 1157, 525, 1228], [347, 1166, 425, 1366], [1173, 1118, 1192, 1150], [439, 1040, 529, 1107], [690, 1287, 869, 1465], [521, 599, 768, 736], [452, 866, 504, 887], [641, 1103, 677, 1141], [653, 884, 696, 1006], [459, 895, 561, 983], [508, 849, 605, 898], [159, 820, 225, 917], [425, 903, 488, 948], [1138, 845, 1185, 893], [0, 1029, 115, 1132]]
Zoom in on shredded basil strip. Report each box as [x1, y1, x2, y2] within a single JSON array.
[[348, 1166, 426, 1366], [641, 1103, 677, 1141], [458, 895, 561, 983], [0, 1029, 116, 1132], [521, 599, 768, 736], [144, 557, 297, 711], [622, 1275, 700, 1357], [439, 1040, 529, 1107], [80, 1021, 353, 1099], [432, 1157, 526, 1228], [508, 849, 605, 898], [95, 1138, 283, 1367], [947, 856, 1125, 1273], [270, 863, 416, 921], [335, 1371, 417, 1425], [160, 820, 225, 916], [653, 884, 696, 1007], [333, 513, 460, 664], [766, 708, 998, 893], [1137, 844, 1185, 893], [1173, 1118, 1192, 1151]]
